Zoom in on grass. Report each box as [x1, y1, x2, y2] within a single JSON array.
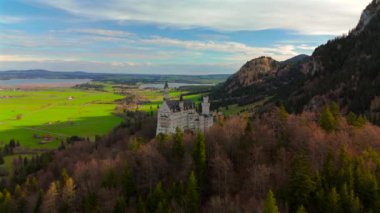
[[0, 87, 124, 149], [220, 97, 272, 116]]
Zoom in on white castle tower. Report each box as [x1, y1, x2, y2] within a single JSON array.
[[202, 96, 210, 115]]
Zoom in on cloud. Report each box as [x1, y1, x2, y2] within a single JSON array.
[[54, 28, 133, 37], [0, 16, 25, 24], [0, 54, 50, 62], [32, 0, 371, 35], [141, 37, 302, 61]]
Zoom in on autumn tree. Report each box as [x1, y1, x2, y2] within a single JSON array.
[[42, 182, 59, 213], [61, 177, 76, 212]]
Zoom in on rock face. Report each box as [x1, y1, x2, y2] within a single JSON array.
[[212, 0, 380, 121], [223, 56, 280, 94]]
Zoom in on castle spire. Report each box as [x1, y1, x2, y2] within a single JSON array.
[[163, 81, 169, 100]]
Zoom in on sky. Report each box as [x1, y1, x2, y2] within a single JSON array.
[[0, 0, 372, 74]]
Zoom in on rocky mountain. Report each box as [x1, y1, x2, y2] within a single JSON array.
[[212, 0, 380, 123], [211, 54, 309, 108]]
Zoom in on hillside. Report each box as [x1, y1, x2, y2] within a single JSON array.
[[212, 0, 380, 121], [211, 55, 309, 108]]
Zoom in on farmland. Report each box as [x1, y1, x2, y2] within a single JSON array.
[[0, 87, 124, 149]]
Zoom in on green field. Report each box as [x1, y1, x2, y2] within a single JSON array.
[[0, 88, 124, 149]]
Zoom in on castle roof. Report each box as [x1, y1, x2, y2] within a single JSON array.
[[166, 99, 194, 112]]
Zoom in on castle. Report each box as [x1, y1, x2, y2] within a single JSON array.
[[156, 82, 214, 135]]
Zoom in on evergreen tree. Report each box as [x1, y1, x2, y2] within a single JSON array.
[[326, 187, 341, 213], [346, 112, 357, 126], [355, 115, 367, 127], [192, 131, 206, 190], [136, 196, 146, 213], [288, 154, 315, 211], [322, 152, 335, 188], [122, 164, 136, 203], [296, 205, 307, 213], [0, 153, 4, 165], [320, 106, 337, 132], [147, 182, 165, 212], [173, 128, 184, 158], [330, 102, 341, 119], [278, 104, 289, 122], [187, 171, 199, 213], [340, 183, 360, 213], [113, 197, 127, 213], [263, 190, 279, 213]]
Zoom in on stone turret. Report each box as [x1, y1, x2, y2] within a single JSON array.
[[179, 95, 184, 110], [163, 81, 169, 100], [201, 96, 210, 115]]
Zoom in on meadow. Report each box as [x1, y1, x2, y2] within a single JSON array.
[[0, 87, 124, 149]]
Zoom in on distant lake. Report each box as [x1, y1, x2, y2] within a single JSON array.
[[0, 78, 91, 87], [139, 83, 214, 89]]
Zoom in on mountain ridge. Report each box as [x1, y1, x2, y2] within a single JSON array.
[[212, 0, 380, 123]]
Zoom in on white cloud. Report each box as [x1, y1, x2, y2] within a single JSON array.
[[32, 0, 371, 35], [141, 37, 300, 61], [54, 28, 133, 37], [0, 16, 25, 24], [0, 54, 50, 62]]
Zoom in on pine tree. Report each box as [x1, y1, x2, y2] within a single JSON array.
[[296, 205, 307, 213], [192, 131, 206, 190], [0, 153, 4, 165], [136, 196, 145, 213], [322, 152, 335, 188], [187, 171, 199, 213], [288, 154, 315, 211], [263, 190, 279, 213], [355, 115, 367, 127], [147, 182, 165, 212], [330, 102, 340, 119], [346, 112, 357, 126], [122, 164, 136, 203], [113, 197, 127, 213], [320, 106, 337, 132], [327, 187, 341, 213], [173, 128, 184, 158], [278, 104, 289, 122]]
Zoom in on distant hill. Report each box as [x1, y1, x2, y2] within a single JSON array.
[[0, 70, 230, 84], [212, 0, 380, 123]]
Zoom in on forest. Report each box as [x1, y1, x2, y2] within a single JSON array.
[[1, 104, 380, 212]]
